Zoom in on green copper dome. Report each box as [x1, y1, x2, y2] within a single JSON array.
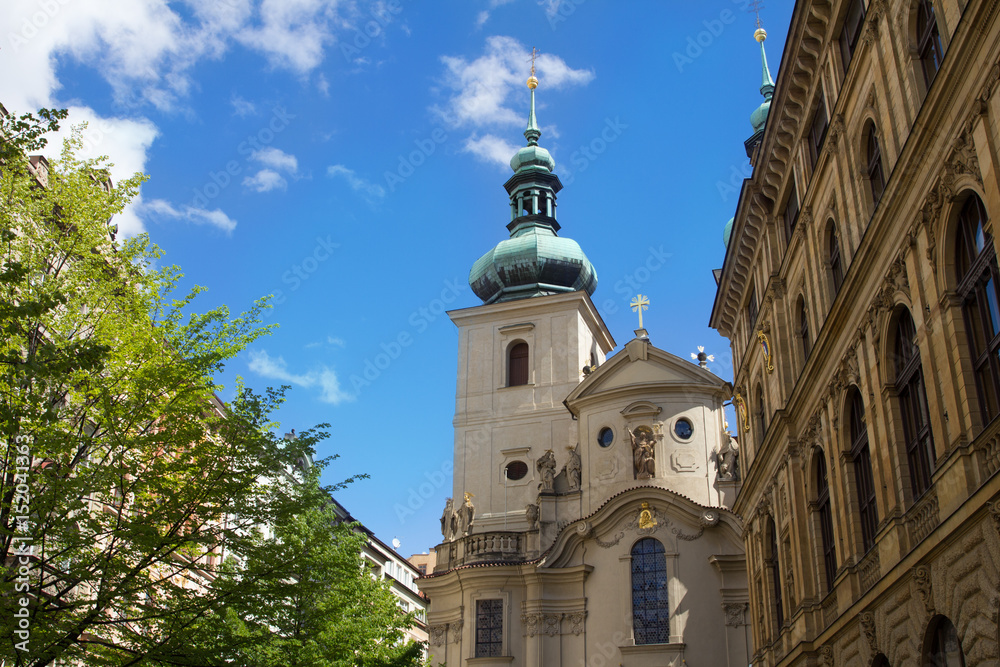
[[723, 217, 734, 248], [469, 71, 598, 305], [750, 28, 775, 134]]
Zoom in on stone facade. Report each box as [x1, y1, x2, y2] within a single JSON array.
[[421, 291, 751, 667], [710, 1, 1000, 665]]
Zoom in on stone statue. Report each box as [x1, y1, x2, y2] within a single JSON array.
[[717, 435, 740, 481], [525, 503, 539, 530], [627, 426, 656, 480], [566, 445, 582, 491], [537, 450, 556, 492], [440, 497, 454, 540], [458, 492, 475, 536]]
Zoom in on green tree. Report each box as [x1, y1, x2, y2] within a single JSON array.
[[0, 110, 420, 667]]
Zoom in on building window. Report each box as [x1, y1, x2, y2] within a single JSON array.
[[767, 519, 783, 628], [475, 599, 503, 657], [799, 298, 812, 361], [631, 538, 669, 645], [840, 0, 867, 72], [809, 93, 829, 167], [927, 615, 966, 666], [416, 564, 426, 575], [895, 310, 935, 497], [956, 194, 1000, 428], [917, 0, 943, 88], [598, 427, 614, 448], [830, 224, 845, 293], [867, 123, 886, 207], [755, 384, 768, 445], [747, 283, 759, 334], [850, 388, 879, 552], [674, 418, 693, 440], [815, 449, 837, 592], [508, 342, 529, 386], [784, 178, 800, 243], [504, 460, 528, 480]]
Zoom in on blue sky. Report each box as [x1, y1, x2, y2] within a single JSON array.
[[3, 0, 794, 556]]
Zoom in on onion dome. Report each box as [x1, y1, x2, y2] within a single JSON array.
[[469, 61, 598, 305]]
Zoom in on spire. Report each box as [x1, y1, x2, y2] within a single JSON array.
[[749, 25, 774, 135], [525, 47, 541, 146]]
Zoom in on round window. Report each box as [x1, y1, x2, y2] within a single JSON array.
[[598, 427, 614, 448], [674, 418, 693, 440], [505, 460, 528, 480]]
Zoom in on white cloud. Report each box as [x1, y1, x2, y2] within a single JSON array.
[[463, 134, 520, 170], [475, 0, 515, 28], [435, 36, 594, 130], [144, 199, 237, 233], [327, 164, 385, 199], [247, 349, 353, 405], [243, 169, 287, 192], [231, 94, 257, 117], [252, 147, 298, 173]]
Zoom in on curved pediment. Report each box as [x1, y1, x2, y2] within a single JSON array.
[[540, 485, 743, 569], [565, 338, 732, 414], [620, 400, 662, 418]]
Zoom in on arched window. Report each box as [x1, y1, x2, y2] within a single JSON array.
[[850, 388, 879, 552], [755, 384, 768, 446], [956, 194, 1000, 428], [830, 224, 844, 293], [916, 0, 943, 88], [815, 449, 836, 592], [631, 538, 669, 645], [895, 311, 935, 497], [926, 615, 966, 667], [508, 342, 529, 386], [799, 298, 812, 362], [867, 124, 886, 206], [871, 654, 890, 667], [767, 518, 783, 628]]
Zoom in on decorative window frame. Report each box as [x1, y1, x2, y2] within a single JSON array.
[[499, 323, 535, 388], [469, 590, 512, 660]]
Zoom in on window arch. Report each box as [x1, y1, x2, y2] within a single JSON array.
[[866, 123, 886, 207], [798, 296, 812, 363], [924, 615, 966, 667], [895, 310, 935, 497], [767, 518, 783, 628], [814, 448, 836, 592], [916, 0, 943, 88], [849, 387, 879, 553], [955, 193, 1000, 428], [631, 538, 669, 645], [507, 341, 529, 386], [829, 222, 845, 294]]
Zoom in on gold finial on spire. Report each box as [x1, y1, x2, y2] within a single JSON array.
[[527, 47, 539, 89], [748, 0, 767, 41]]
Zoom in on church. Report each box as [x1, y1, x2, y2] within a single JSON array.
[[419, 66, 751, 667]]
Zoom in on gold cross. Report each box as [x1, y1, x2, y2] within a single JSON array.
[[528, 47, 539, 76], [747, 0, 765, 27], [630, 294, 650, 329]]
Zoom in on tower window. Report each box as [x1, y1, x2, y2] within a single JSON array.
[[508, 342, 529, 386], [475, 599, 503, 657], [917, 0, 943, 88], [631, 538, 669, 645]]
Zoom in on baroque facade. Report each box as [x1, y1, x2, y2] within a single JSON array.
[[710, 1, 1000, 665], [420, 73, 751, 667]]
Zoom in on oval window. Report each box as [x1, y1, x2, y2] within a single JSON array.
[[505, 460, 528, 480], [674, 419, 693, 440], [598, 427, 614, 448]]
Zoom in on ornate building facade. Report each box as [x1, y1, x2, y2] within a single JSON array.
[[420, 73, 752, 667], [710, 1, 1000, 665]]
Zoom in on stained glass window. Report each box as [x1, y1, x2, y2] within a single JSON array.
[[631, 538, 669, 644], [475, 599, 503, 657]]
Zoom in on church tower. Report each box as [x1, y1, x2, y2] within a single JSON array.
[[423, 60, 750, 667]]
